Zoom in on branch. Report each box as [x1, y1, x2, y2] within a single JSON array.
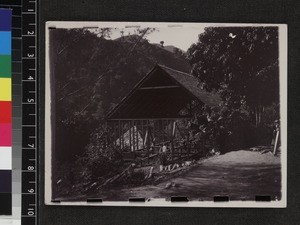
[[58, 28, 152, 102]]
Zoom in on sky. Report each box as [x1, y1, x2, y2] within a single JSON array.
[[50, 22, 282, 52], [105, 25, 206, 51]]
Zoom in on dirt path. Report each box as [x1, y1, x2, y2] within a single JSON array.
[[101, 150, 281, 201]]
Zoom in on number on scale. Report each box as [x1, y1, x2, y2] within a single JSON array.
[[28, 166, 34, 170], [28, 209, 34, 216], [28, 144, 35, 148], [27, 30, 35, 35], [22, 0, 37, 221]]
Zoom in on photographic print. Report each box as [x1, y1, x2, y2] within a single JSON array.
[[45, 22, 287, 207]]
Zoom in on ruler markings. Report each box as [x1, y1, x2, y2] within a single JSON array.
[[21, 0, 38, 224]]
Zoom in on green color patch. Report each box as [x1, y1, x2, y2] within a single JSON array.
[[0, 55, 11, 78]]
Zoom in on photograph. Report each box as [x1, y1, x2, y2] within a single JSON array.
[[45, 22, 287, 206]]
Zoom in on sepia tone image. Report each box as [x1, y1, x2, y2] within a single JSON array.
[[45, 22, 287, 206]]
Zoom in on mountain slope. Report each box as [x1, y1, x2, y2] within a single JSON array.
[[152, 43, 186, 54]]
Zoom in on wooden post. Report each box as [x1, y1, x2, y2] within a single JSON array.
[[147, 124, 150, 164], [132, 120, 135, 152], [159, 120, 162, 143], [142, 120, 145, 149], [170, 121, 176, 161], [273, 130, 280, 155], [162, 120, 165, 143], [153, 120, 156, 144], [172, 121, 176, 137], [144, 123, 148, 149], [136, 120, 139, 150], [129, 120, 132, 152], [132, 120, 136, 158]]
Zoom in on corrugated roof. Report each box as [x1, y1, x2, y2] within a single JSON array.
[[158, 65, 222, 107]]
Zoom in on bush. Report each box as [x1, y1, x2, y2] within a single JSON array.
[[192, 106, 252, 154], [76, 144, 124, 183]]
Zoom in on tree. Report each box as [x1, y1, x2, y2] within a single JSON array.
[[187, 27, 279, 127], [50, 27, 191, 161], [174, 47, 186, 58], [160, 41, 164, 47]]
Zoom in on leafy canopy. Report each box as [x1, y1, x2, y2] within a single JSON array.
[[187, 27, 279, 110]]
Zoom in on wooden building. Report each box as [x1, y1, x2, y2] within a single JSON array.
[[106, 64, 220, 163]]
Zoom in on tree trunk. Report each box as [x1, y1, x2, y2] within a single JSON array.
[[254, 105, 263, 128], [258, 105, 261, 127], [255, 107, 258, 127]]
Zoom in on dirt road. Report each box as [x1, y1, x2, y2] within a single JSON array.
[[101, 150, 281, 201]]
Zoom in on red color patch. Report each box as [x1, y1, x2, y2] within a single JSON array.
[[0, 123, 11, 146], [0, 101, 11, 123]]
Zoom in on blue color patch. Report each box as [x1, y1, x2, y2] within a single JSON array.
[[0, 32, 11, 55], [0, 9, 12, 31]]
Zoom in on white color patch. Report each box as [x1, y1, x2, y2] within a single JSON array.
[[0, 147, 12, 170]]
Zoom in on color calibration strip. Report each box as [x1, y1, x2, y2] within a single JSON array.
[[0, 8, 12, 216]]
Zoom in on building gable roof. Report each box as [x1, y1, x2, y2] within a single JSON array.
[[106, 64, 221, 120], [158, 65, 221, 107]]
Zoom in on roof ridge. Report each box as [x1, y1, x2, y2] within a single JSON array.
[[157, 64, 194, 77]]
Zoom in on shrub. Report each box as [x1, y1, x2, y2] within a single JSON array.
[[76, 144, 124, 183], [192, 106, 252, 153]]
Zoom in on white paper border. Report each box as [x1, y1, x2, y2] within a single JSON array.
[[45, 21, 287, 207]]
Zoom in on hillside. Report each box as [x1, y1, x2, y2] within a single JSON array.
[[152, 43, 185, 54], [115, 35, 190, 73], [50, 29, 192, 159]]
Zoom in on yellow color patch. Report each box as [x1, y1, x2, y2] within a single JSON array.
[[0, 78, 11, 101]]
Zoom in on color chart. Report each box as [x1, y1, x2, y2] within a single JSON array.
[[0, 8, 12, 216], [0, 1, 38, 224]]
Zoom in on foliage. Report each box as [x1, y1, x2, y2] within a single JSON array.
[[191, 106, 250, 153], [76, 144, 124, 183], [50, 28, 191, 160], [187, 27, 279, 127]]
